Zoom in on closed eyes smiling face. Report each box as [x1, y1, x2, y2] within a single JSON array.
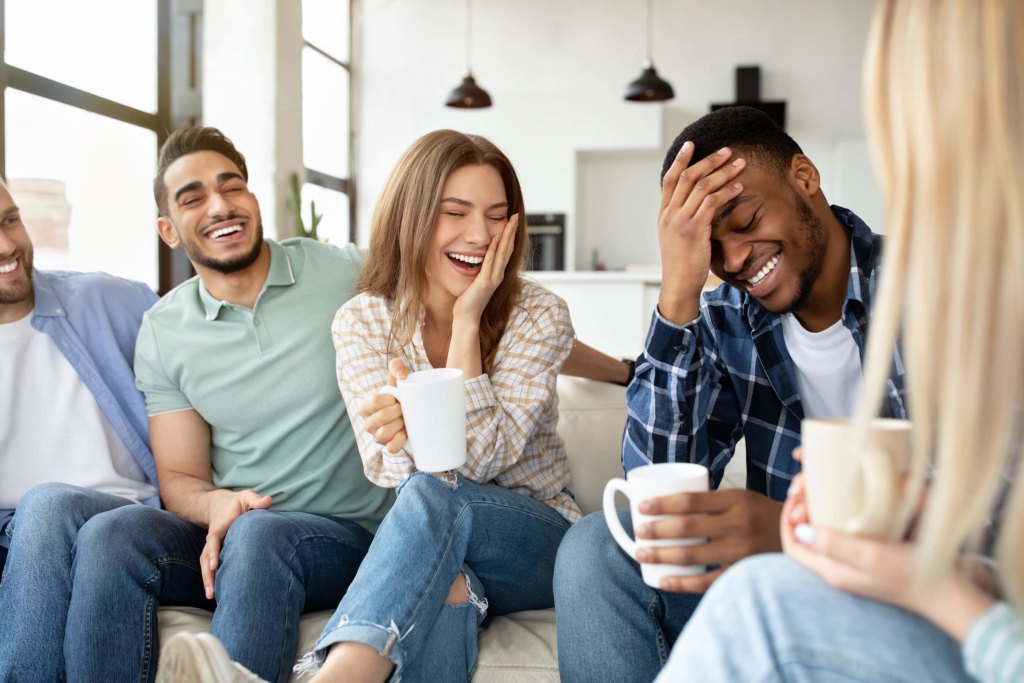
[[425, 163, 508, 302]]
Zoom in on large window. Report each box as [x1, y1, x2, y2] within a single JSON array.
[[301, 0, 353, 244], [0, 0, 170, 290]]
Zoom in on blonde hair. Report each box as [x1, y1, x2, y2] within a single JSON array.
[[358, 130, 528, 372], [859, 0, 1024, 606]]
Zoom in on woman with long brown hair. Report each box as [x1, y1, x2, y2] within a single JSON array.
[[304, 129, 580, 682], [654, 1, 1024, 681]]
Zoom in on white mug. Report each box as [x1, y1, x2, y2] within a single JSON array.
[[801, 418, 912, 539], [603, 463, 710, 588], [379, 368, 467, 472]]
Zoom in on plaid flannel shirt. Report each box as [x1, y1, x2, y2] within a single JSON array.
[[623, 206, 907, 502], [333, 280, 581, 523]]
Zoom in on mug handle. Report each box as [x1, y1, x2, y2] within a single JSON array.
[[847, 447, 897, 536], [375, 386, 412, 454], [603, 478, 637, 557]]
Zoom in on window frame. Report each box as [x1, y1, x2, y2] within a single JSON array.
[[301, 1, 355, 242], [0, 0, 180, 291]]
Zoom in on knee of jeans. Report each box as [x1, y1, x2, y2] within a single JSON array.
[[72, 506, 156, 567], [10, 483, 97, 542], [445, 569, 488, 616], [394, 472, 467, 517], [220, 509, 294, 562], [710, 554, 803, 602], [554, 512, 619, 596], [15, 482, 85, 519]]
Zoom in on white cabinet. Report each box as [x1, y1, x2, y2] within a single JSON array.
[[527, 271, 661, 359]]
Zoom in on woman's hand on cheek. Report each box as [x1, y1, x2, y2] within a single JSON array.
[[358, 358, 410, 453], [453, 214, 518, 323]]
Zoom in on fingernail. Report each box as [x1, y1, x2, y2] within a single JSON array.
[[717, 147, 729, 156], [635, 549, 650, 563], [638, 501, 652, 514], [732, 158, 744, 167], [794, 523, 817, 545], [786, 482, 797, 497], [679, 141, 692, 155]]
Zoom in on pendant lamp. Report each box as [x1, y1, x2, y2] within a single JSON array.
[[624, 0, 674, 102], [446, 0, 492, 109]]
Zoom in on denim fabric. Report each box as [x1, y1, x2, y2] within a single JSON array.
[[312, 473, 572, 682], [554, 511, 703, 683], [656, 554, 974, 683], [0, 489, 372, 683], [0, 483, 136, 683], [62, 505, 372, 683]]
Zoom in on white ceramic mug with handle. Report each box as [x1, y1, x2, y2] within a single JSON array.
[[603, 462, 710, 587], [379, 368, 467, 472]]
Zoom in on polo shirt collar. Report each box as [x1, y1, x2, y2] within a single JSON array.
[[198, 239, 297, 320]]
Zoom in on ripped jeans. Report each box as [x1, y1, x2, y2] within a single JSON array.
[[308, 472, 572, 682]]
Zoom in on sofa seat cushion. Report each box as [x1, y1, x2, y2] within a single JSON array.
[[157, 607, 558, 683]]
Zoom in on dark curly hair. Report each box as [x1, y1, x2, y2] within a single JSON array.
[[661, 106, 802, 183]]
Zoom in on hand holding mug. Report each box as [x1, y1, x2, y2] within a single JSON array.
[[377, 367, 467, 472], [359, 358, 411, 454]]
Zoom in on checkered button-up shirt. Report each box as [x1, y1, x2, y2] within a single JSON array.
[[624, 206, 908, 501], [333, 280, 581, 522]]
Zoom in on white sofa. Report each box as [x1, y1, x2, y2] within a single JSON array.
[[157, 376, 746, 681]]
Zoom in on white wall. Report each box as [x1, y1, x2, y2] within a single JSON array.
[[356, 0, 884, 264], [204, 0, 304, 241]]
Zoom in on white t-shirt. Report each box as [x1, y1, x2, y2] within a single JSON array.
[[780, 313, 862, 419], [0, 312, 157, 508]]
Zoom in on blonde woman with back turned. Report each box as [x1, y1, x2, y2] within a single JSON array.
[[654, 1, 1024, 681]]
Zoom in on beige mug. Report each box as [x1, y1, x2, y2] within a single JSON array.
[[800, 418, 912, 539]]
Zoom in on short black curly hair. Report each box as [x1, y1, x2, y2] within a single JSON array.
[[154, 126, 249, 216], [661, 106, 802, 183]]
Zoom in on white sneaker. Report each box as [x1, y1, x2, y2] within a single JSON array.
[[157, 632, 269, 683]]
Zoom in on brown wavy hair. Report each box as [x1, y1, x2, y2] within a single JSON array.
[[358, 130, 528, 372]]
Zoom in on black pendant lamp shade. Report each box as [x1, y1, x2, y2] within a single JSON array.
[[446, 73, 492, 109], [625, 62, 675, 102], [625, 0, 674, 102], [446, 0, 492, 109]]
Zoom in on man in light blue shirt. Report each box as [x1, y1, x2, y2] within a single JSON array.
[[0, 179, 159, 682]]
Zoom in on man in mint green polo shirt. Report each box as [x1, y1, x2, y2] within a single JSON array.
[[66, 126, 393, 683]]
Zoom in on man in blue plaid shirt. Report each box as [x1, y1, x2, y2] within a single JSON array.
[[554, 107, 906, 683]]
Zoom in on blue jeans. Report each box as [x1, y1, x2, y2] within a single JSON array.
[[70, 504, 371, 683], [0, 482, 373, 683], [311, 473, 572, 682], [656, 554, 974, 682], [553, 510, 704, 683], [0, 484, 135, 683]]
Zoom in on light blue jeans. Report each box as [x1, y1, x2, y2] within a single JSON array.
[[0, 483, 135, 683], [553, 510, 704, 683], [656, 554, 976, 682], [311, 472, 572, 682], [0, 482, 373, 683]]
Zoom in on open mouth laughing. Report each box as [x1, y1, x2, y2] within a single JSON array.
[[447, 251, 485, 275]]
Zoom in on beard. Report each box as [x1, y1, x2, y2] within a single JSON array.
[[178, 219, 265, 275], [782, 195, 828, 314], [0, 251, 34, 306]]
